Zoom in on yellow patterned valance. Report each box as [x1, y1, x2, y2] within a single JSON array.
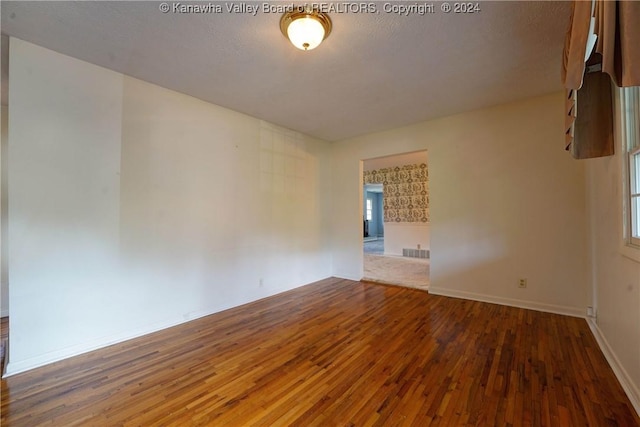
[[364, 163, 429, 223]]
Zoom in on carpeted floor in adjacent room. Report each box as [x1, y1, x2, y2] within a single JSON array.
[[363, 254, 429, 291]]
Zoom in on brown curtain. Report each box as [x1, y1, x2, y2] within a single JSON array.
[[562, 1, 592, 90], [562, 0, 640, 159], [594, 0, 640, 88], [563, 0, 640, 90]]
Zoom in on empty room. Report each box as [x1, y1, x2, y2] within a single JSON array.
[[1, 1, 640, 425]]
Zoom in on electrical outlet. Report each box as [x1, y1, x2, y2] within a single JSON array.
[[259, 278, 264, 287], [518, 278, 527, 288]]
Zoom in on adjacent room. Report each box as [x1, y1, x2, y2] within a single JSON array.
[[1, 1, 640, 425], [362, 151, 430, 291]]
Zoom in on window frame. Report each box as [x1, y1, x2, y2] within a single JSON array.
[[620, 85, 640, 255], [629, 146, 640, 247]]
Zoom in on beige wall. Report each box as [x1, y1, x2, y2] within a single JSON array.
[[585, 97, 640, 409], [6, 39, 332, 374], [1, 35, 8, 318], [1, 104, 7, 317], [5, 37, 598, 381], [331, 92, 589, 316]]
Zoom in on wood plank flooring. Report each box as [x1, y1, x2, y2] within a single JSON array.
[[1, 278, 638, 426]]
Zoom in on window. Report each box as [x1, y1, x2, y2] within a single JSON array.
[[366, 199, 373, 221], [631, 147, 640, 245], [622, 86, 640, 247]]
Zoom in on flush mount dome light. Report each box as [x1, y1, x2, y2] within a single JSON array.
[[280, 8, 332, 51]]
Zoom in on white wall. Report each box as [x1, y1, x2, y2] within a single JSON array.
[[332, 92, 589, 316], [1, 104, 7, 318], [384, 223, 429, 256], [4, 38, 594, 377], [1, 35, 8, 318], [6, 39, 331, 375], [585, 130, 640, 409]]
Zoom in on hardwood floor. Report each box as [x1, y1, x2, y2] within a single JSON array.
[[1, 278, 638, 426]]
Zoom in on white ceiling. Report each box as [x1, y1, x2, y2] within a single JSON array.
[[0, 1, 572, 141]]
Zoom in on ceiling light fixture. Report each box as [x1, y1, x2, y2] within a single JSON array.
[[280, 8, 332, 51]]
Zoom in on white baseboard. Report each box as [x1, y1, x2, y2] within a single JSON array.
[[3, 306, 221, 377], [333, 272, 363, 282], [2, 292, 273, 378], [2, 278, 333, 378], [0, 309, 8, 318], [586, 318, 640, 417], [428, 286, 585, 318]]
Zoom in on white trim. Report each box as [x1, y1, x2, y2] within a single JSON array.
[[620, 244, 640, 264], [620, 86, 640, 257], [382, 222, 430, 227], [587, 318, 640, 418], [629, 148, 640, 246], [334, 272, 364, 282], [428, 287, 585, 318], [0, 309, 7, 318], [3, 303, 241, 377], [617, 86, 640, 263]]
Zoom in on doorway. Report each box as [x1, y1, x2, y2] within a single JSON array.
[[361, 151, 430, 291], [363, 183, 384, 254]]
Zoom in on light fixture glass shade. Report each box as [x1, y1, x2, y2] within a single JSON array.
[[280, 10, 332, 51], [287, 16, 325, 51]]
